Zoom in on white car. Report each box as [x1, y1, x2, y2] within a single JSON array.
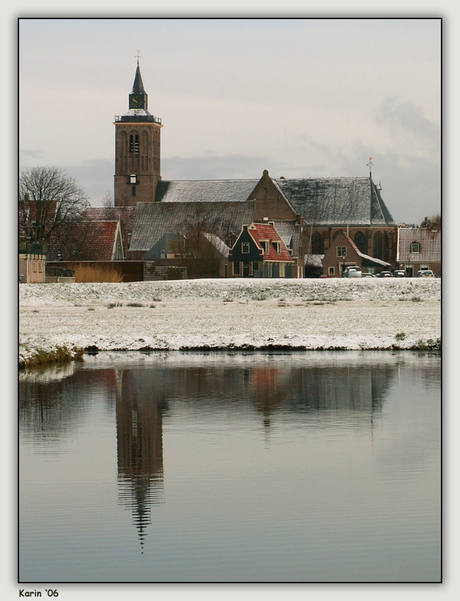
[[343, 266, 362, 278], [417, 269, 435, 278]]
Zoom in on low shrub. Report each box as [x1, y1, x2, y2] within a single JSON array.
[[73, 264, 123, 283]]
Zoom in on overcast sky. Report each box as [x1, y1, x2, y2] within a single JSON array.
[[19, 17, 441, 224]]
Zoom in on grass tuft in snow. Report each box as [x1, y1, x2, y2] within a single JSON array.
[[19, 345, 84, 370]]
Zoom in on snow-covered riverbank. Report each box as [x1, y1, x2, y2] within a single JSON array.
[[19, 278, 441, 367]]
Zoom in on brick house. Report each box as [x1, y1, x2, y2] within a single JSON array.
[[322, 231, 390, 277], [229, 222, 295, 278], [396, 227, 441, 276]]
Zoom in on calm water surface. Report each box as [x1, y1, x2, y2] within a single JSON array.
[[19, 351, 441, 583]]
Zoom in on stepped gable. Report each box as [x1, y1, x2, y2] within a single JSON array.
[[274, 177, 396, 226], [155, 179, 259, 203], [129, 200, 255, 253]]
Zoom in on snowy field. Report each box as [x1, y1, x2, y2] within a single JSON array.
[[19, 278, 441, 366]]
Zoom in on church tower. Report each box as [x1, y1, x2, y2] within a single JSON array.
[[114, 57, 162, 207]]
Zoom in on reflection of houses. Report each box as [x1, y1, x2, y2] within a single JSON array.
[[396, 227, 441, 276], [321, 230, 391, 277], [296, 364, 393, 414], [115, 370, 164, 550]]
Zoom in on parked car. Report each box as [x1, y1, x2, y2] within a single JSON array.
[[362, 273, 376, 278], [393, 270, 406, 277], [378, 271, 393, 278], [417, 269, 435, 278], [343, 266, 362, 278]]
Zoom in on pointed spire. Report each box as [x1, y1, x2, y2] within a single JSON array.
[[128, 52, 148, 112], [131, 52, 146, 95]]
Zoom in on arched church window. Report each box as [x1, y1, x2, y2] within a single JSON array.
[[129, 133, 140, 154], [354, 231, 366, 253], [311, 231, 323, 254], [373, 232, 383, 259]]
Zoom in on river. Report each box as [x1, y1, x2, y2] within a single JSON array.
[[19, 350, 441, 583]]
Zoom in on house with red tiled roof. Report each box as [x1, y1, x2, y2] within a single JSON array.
[[229, 222, 296, 278], [84, 206, 136, 258], [396, 227, 441, 277], [88, 220, 125, 261], [321, 230, 390, 277]]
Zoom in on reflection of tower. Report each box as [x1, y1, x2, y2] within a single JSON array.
[[115, 370, 164, 551], [252, 366, 292, 431]]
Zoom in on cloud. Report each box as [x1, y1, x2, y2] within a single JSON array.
[[63, 159, 114, 205], [374, 96, 440, 153], [162, 153, 271, 180]]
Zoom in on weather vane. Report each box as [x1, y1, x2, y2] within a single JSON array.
[[136, 49, 141, 65], [367, 157, 374, 177]]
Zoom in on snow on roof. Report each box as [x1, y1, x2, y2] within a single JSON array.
[[155, 179, 259, 203], [274, 177, 396, 226], [248, 222, 294, 262], [398, 228, 441, 262], [129, 201, 255, 252]]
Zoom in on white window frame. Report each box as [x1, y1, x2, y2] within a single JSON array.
[[242, 242, 250, 254], [336, 246, 346, 258], [328, 266, 335, 276]]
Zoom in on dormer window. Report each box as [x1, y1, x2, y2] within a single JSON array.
[[272, 241, 281, 254], [260, 241, 269, 253], [410, 241, 420, 253]]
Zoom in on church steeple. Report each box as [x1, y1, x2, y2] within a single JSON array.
[[129, 54, 148, 111], [114, 54, 163, 207]]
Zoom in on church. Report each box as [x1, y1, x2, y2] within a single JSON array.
[[110, 59, 398, 278]]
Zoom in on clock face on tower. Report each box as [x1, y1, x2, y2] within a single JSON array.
[[129, 94, 145, 109]]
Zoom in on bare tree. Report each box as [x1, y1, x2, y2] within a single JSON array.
[[19, 166, 90, 244], [420, 213, 441, 230], [174, 207, 230, 278]]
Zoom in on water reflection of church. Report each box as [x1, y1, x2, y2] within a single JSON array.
[[115, 369, 165, 551], [114, 358, 395, 549]]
